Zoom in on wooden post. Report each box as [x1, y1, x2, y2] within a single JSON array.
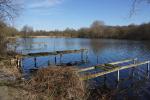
[[55, 56, 57, 64], [147, 61, 150, 72], [117, 70, 120, 82], [19, 58, 23, 73], [137, 67, 140, 80], [103, 75, 107, 86], [16, 57, 23, 73], [147, 61, 150, 78], [60, 54, 62, 64], [17, 57, 21, 69], [133, 59, 136, 64], [85, 51, 88, 63], [48, 60, 50, 66], [132, 58, 137, 77], [34, 57, 37, 67], [132, 68, 135, 78], [97, 56, 99, 64], [81, 51, 83, 62], [20, 58, 23, 68]]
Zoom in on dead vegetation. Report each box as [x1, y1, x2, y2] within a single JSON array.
[[24, 67, 86, 100], [0, 61, 114, 100], [0, 58, 21, 81]]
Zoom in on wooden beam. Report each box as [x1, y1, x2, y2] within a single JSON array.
[[109, 58, 137, 65], [80, 61, 149, 80], [78, 58, 137, 72]]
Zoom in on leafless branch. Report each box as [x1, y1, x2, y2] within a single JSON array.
[[130, 0, 150, 17], [0, 0, 20, 22]]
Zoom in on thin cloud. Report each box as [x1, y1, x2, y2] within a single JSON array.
[[28, 0, 64, 9]]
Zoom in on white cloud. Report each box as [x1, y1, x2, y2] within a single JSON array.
[[28, 0, 64, 9]]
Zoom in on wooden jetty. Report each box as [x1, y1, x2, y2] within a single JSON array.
[[78, 58, 137, 72], [79, 58, 150, 81], [16, 48, 88, 68], [21, 48, 88, 57]]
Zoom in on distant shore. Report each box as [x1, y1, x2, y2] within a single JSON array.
[[7, 35, 69, 39]]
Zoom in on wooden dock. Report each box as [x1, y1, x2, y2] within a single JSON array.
[[16, 48, 88, 68], [79, 58, 150, 81], [78, 58, 137, 72], [21, 48, 88, 57]]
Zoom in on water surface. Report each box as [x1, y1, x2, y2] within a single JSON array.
[[14, 37, 150, 99]]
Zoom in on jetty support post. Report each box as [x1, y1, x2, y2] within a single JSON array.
[[147, 61, 150, 78], [81, 50, 84, 62], [55, 56, 57, 65], [117, 70, 120, 82], [103, 75, 107, 86], [97, 56, 99, 64], [34, 57, 37, 67], [60, 54, 62, 64], [48, 60, 50, 66], [147, 61, 150, 72], [133, 58, 137, 64], [85, 50, 88, 63], [132, 58, 137, 77]]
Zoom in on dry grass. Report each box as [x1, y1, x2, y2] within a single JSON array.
[[24, 67, 86, 100], [0, 60, 115, 100], [0, 57, 22, 78]]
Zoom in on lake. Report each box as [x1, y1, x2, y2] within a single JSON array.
[[13, 37, 150, 99]]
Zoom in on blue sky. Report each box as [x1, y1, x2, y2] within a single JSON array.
[[16, 0, 150, 31]]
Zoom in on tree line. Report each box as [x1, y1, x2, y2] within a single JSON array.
[[17, 21, 150, 40]]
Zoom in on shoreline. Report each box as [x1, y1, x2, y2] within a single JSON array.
[[7, 36, 71, 39]]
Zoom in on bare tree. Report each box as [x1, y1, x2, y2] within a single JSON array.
[[0, 0, 19, 22], [21, 25, 34, 37], [0, 0, 20, 56], [130, 0, 150, 17], [90, 20, 105, 38]]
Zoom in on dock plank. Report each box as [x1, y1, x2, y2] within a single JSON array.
[[80, 61, 149, 80], [79, 58, 137, 72]]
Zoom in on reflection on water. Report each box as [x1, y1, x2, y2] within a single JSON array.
[[14, 37, 150, 99], [16, 38, 49, 54]]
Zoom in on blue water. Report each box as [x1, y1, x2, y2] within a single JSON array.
[[15, 38, 150, 68], [14, 37, 150, 99]]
